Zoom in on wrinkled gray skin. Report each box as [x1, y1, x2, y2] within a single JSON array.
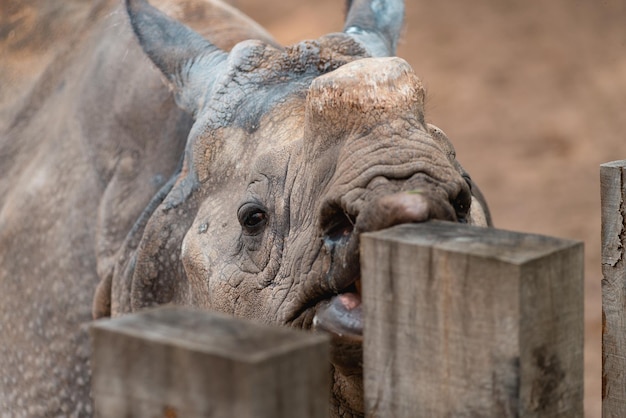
[[0, 0, 490, 416]]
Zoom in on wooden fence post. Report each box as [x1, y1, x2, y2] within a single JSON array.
[[361, 221, 583, 417], [601, 160, 626, 417], [90, 306, 330, 418]]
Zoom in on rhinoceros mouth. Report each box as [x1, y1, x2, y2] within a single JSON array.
[[313, 286, 362, 337], [313, 284, 364, 374], [308, 205, 365, 372]]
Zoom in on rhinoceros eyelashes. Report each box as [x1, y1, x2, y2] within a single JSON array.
[[238, 202, 268, 235]]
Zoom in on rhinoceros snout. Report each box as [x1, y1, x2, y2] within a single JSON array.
[[318, 182, 469, 289], [321, 179, 469, 239], [358, 191, 446, 232], [314, 183, 468, 340], [319, 190, 456, 290]]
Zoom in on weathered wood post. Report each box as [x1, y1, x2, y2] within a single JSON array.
[[90, 306, 330, 418], [361, 222, 583, 417], [601, 160, 626, 417]]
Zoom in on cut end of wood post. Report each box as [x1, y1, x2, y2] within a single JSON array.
[[90, 306, 330, 418], [360, 221, 583, 417]]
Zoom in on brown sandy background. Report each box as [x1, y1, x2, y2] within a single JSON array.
[[233, 0, 626, 416], [2, 0, 623, 415]]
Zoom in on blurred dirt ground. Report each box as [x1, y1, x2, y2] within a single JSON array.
[[234, 0, 626, 416]]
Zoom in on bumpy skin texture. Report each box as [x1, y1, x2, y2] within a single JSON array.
[[0, 0, 490, 417]]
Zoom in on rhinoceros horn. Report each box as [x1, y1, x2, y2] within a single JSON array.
[[304, 56, 425, 150]]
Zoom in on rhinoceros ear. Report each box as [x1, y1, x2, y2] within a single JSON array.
[[126, 0, 228, 115], [343, 0, 404, 56]]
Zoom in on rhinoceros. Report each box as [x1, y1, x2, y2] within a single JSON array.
[[0, 0, 490, 416]]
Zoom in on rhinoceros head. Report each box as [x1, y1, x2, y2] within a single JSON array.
[[96, 0, 491, 415]]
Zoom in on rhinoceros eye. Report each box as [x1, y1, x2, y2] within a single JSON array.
[[238, 203, 268, 235]]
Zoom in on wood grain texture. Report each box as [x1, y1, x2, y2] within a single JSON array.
[[601, 160, 626, 417], [90, 306, 330, 418], [361, 222, 583, 417]]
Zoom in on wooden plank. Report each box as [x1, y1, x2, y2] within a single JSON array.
[[361, 222, 583, 417], [90, 306, 330, 418], [601, 160, 626, 417]]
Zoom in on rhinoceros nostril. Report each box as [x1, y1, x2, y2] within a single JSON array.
[[321, 205, 356, 242], [318, 203, 360, 295], [452, 187, 472, 223]]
